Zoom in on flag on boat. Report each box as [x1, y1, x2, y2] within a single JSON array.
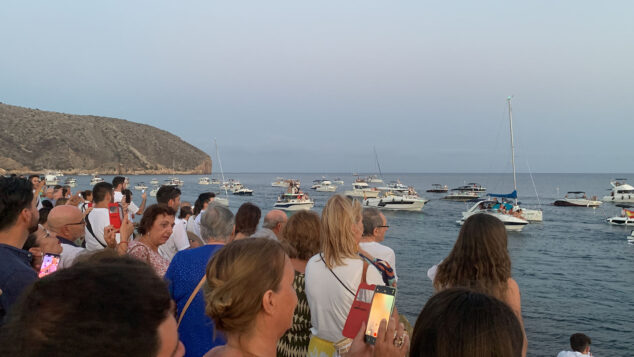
[[625, 209, 634, 218]]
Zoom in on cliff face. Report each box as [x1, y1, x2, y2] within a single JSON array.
[[0, 103, 211, 175]]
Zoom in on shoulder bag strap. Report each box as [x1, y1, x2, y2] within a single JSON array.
[[178, 275, 207, 327], [320, 253, 356, 296], [85, 212, 106, 248]]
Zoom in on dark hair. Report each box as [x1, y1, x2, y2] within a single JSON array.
[[156, 185, 181, 205], [122, 189, 132, 204], [138, 204, 176, 235], [23, 232, 38, 251], [235, 202, 261, 236], [0, 255, 172, 357], [0, 177, 34, 231], [434, 213, 511, 300], [62, 186, 70, 198], [41, 200, 54, 209], [179, 205, 193, 220], [38, 208, 51, 225], [54, 198, 68, 207], [194, 192, 216, 215], [28, 174, 40, 182], [53, 185, 63, 191], [362, 207, 383, 236], [410, 288, 524, 357], [280, 210, 321, 260], [570, 333, 591, 352], [92, 182, 113, 204], [112, 176, 126, 189], [80, 190, 92, 200]]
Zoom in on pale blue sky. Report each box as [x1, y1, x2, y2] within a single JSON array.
[[1, 1, 633, 173]]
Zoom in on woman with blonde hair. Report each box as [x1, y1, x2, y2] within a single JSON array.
[[304, 195, 400, 356], [432, 213, 526, 355], [203, 238, 297, 357]]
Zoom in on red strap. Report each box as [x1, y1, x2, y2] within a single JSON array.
[[361, 260, 368, 285]]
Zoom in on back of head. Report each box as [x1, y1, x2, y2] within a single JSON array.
[[434, 213, 511, 299], [321, 195, 361, 268], [280, 210, 321, 261], [92, 182, 113, 204], [112, 176, 126, 189], [80, 190, 92, 201], [0, 176, 34, 232], [179, 205, 193, 220], [200, 204, 234, 242], [570, 333, 591, 353], [156, 185, 181, 205], [411, 288, 523, 357], [362, 207, 383, 236], [194, 192, 215, 215], [205, 239, 286, 335], [0, 254, 171, 357], [235, 202, 261, 236]]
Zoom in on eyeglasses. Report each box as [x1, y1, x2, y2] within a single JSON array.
[[378, 225, 390, 228], [66, 218, 86, 226]]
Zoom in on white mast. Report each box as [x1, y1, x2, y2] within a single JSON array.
[[507, 96, 518, 204], [373, 146, 383, 180], [214, 139, 229, 199]]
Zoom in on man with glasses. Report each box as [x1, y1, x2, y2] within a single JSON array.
[[360, 207, 398, 282], [47, 205, 87, 268]]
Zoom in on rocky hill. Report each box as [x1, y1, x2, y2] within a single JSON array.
[[0, 103, 211, 175]]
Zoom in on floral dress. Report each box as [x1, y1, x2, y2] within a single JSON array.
[[127, 240, 170, 276]]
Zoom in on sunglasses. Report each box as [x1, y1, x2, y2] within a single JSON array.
[[66, 218, 86, 226], [378, 225, 390, 228]]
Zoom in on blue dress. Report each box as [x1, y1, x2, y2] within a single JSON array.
[[165, 244, 226, 357]]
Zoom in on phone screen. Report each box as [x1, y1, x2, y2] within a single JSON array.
[[365, 286, 396, 344], [39, 253, 61, 278]]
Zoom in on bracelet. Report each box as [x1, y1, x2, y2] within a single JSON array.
[[119, 241, 129, 245]]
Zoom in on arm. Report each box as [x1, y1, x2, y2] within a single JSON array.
[[136, 192, 147, 215], [506, 278, 527, 357]]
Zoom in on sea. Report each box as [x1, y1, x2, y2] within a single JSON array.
[[65, 172, 634, 356]]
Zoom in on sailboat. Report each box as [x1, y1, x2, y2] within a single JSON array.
[[368, 146, 384, 183], [213, 139, 229, 206]]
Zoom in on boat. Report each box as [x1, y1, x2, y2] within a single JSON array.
[[77, 172, 89, 176], [232, 187, 254, 196], [606, 206, 634, 226], [343, 181, 380, 198], [316, 181, 337, 192], [377, 180, 409, 193], [367, 175, 383, 184], [274, 192, 315, 211], [602, 179, 634, 203], [198, 177, 211, 185], [149, 186, 159, 197], [44, 173, 59, 185], [168, 177, 184, 187], [554, 192, 602, 207], [426, 184, 449, 193], [628, 230, 634, 243], [363, 189, 428, 211], [458, 199, 529, 232], [150, 178, 159, 185], [90, 175, 104, 185], [332, 178, 344, 185], [63, 177, 77, 187], [214, 139, 230, 206], [442, 190, 480, 201], [134, 182, 148, 190], [164, 178, 179, 187], [453, 183, 487, 192], [211, 178, 221, 185]]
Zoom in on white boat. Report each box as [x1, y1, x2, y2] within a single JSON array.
[[134, 182, 148, 190], [367, 175, 383, 183], [54, 170, 64, 177], [232, 187, 254, 196], [628, 230, 634, 243], [443, 190, 480, 201], [344, 181, 380, 198], [149, 186, 159, 197], [363, 191, 428, 211], [90, 176, 104, 185], [272, 178, 300, 188], [426, 184, 449, 193], [459, 200, 529, 232], [198, 177, 211, 185], [214, 139, 230, 206], [150, 178, 159, 185], [554, 192, 602, 207], [316, 182, 337, 192], [602, 179, 634, 203], [214, 197, 229, 206], [211, 178, 221, 185], [44, 173, 59, 185], [332, 178, 344, 185], [274, 192, 314, 211], [63, 177, 77, 187], [606, 207, 634, 226], [164, 178, 179, 187], [377, 180, 409, 193], [453, 183, 487, 193], [168, 177, 184, 187]]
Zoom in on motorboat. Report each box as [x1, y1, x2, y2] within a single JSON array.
[[149, 186, 159, 197], [164, 178, 179, 187], [606, 207, 634, 226], [232, 187, 254, 196], [426, 184, 448, 193], [44, 173, 59, 185], [458, 199, 529, 232], [378, 180, 408, 193], [54, 170, 64, 177], [367, 175, 383, 183], [168, 177, 184, 187], [150, 178, 159, 185], [211, 178, 221, 185], [343, 182, 380, 198], [442, 190, 480, 201], [90, 175, 104, 185], [602, 179, 634, 203], [134, 182, 148, 190], [214, 197, 229, 206], [363, 190, 428, 211], [274, 192, 314, 211], [554, 192, 602, 207], [453, 183, 487, 192], [628, 230, 634, 243], [311, 179, 337, 192], [198, 177, 211, 185], [332, 178, 344, 185], [63, 177, 77, 187], [272, 177, 300, 187]]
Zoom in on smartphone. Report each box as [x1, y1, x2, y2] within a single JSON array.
[[38, 253, 61, 278], [142, 189, 145, 193], [364, 285, 397, 344], [108, 203, 123, 229]]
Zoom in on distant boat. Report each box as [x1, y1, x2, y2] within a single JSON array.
[[134, 182, 148, 190], [44, 172, 59, 185], [606, 205, 634, 226], [198, 177, 211, 185], [149, 186, 159, 197], [458, 199, 529, 232], [63, 177, 77, 187], [602, 179, 634, 203], [554, 192, 602, 207], [426, 184, 448, 193], [90, 176, 104, 185], [274, 192, 314, 211], [363, 189, 428, 211], [453, 183, 487, 192], [332, 178, 344, 185], [443, 190, 480, 202], [150, 178, 159, 185], [343, 181, 380, 198]]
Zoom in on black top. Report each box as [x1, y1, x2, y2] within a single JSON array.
[[0, 243, 37, 324]]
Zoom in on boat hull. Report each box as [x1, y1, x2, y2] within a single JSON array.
[[460, 211, 528, 231], [316, 186, 337, 192], [606, 216, 634, 226], [363, 197, 428, 211], [554, 199, 602, 207], [602, 194, 634, 203], [274, 202, 314, 211], [344, 190, 380, 198]]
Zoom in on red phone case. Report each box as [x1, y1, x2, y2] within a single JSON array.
[[342, 283, 376, 339], [108, 203, 122, 229]]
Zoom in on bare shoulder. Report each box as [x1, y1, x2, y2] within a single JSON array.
[[204, 346, 243, 357], [505, 277, 522, 315], [507, 277, 520, 292]]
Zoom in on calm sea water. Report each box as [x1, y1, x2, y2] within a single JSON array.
[[68, 173, 634, 356]]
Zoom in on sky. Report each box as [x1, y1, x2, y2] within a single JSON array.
[[1, 1, 633, 173]]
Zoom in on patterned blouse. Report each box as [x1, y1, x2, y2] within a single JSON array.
[[277, 270, 312, 357], [127, 240, 170, 277]]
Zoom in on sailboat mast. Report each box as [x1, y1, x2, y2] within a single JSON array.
[[507, 96, 518, 204], [373, 146, 383, 179], [214, 139, 228, 197]]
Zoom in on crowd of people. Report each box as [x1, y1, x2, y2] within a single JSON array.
[[0, 174, 594, 356]]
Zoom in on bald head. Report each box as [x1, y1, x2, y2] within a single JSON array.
[[262, 210, 288, 237], [48, 205, 85, 241]]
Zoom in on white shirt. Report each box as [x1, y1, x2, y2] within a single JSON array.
[[85, 208, 110, 251], [186, 215, 197, 234], [250, 227, 278, 240], [557, 351, 590, 357], [305, 255, 384, 343], [113, 191, 123, 203], [192, 211, 204, 238], [158, 218, 190, 262], [60, 244, 85, 269], [359, 241, 397, 281]]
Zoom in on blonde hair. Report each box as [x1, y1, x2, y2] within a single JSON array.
[[204, 239, 286, 335], [321, 195, 362, 269]]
